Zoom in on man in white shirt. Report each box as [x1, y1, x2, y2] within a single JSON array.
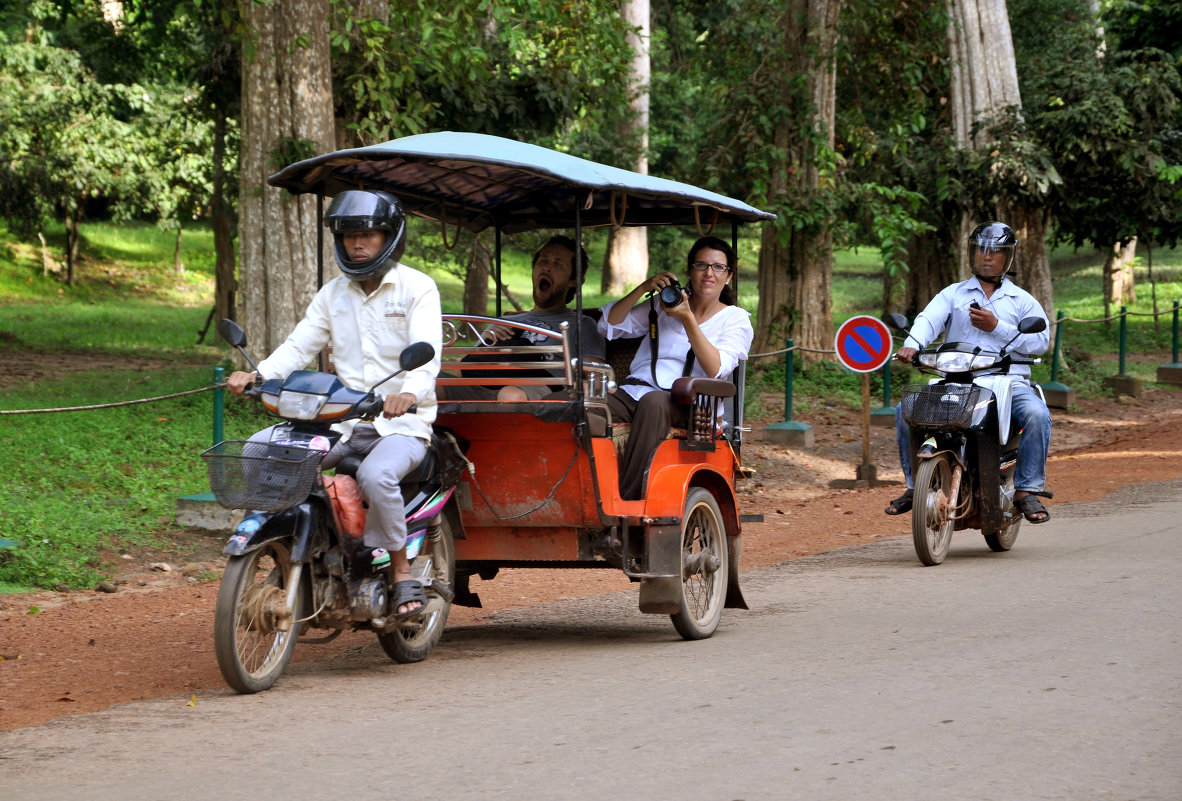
[[227, 190, 442, 616], [885, 222, 1053, 524]]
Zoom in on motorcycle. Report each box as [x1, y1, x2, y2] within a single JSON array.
[[202, 319, 467, 693], [885, 312, 1050, 566]]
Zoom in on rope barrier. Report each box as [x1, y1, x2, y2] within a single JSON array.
[[0, 384, 223, 416], [750, 345, 836, 359]]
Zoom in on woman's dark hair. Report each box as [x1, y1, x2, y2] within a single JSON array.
[[686, 235, 739, 306]]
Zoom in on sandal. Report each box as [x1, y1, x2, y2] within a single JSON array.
[[1014, 493, 1050, 524], [390, 579, 427, 618], [885, 489, 914, 516]]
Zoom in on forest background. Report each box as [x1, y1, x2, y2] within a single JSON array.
[[0, 0, 1180, 591]]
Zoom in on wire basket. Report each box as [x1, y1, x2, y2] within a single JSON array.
[[202, 440, 326, 511], [900, 384, 981, 430]]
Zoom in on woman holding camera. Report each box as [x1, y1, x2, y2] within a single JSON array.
[[598, 235, 754, 499]]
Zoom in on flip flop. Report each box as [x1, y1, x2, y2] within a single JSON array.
[[884, 489, 913, 516], [1014, 493, 1051, 524], [390, 579, 427, 618]]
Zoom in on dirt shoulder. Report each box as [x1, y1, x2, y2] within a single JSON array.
[[2, 387, 1181, 732]]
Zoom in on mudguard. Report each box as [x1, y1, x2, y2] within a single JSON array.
[[637, 463, 747, 613], [223, 503, 315, 561]]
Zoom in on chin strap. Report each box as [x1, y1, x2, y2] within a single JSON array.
[[974, 271, 1014, 287]]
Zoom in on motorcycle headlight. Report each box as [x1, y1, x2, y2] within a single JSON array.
[[920, 351, 999, 372], [277, 390, 329, 420]]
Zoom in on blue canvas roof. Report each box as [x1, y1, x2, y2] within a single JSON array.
[[267, 131, 775, 234]]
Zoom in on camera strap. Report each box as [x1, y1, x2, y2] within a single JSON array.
[[648, 297, 696, 390]]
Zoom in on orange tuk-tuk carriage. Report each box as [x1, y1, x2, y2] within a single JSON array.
[[269, 132, 775, 639]]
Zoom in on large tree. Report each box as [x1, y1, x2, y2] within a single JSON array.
[[237, 0, 335, 352], [948, 0, 1055, 314], [709, 0, 843, 359], [601, 0, 651, 296]]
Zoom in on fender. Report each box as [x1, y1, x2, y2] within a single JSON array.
[[223, 503, 317, 561], [638, 462, 746, 613]]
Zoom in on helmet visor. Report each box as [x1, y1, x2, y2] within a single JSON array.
[[325, 191, 394, 233]]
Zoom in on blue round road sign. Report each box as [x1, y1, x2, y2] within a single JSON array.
[[834, 315, 893, 373]]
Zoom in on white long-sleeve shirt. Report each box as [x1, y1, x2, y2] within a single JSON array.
[[907, 276, 1050, 378], [257, 262, 442, 442], [598, 300, 753, 401]]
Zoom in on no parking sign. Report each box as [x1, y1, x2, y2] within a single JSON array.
[[834, 315, 893, 373]]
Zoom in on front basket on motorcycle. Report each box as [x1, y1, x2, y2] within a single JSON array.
[[900, 384, 980, 429], [201, 440, 326, 512]]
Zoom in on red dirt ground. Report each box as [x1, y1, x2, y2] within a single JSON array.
[[3, 380, 1181, 732]]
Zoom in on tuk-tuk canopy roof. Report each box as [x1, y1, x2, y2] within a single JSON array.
[[267, 131, 775, 234]]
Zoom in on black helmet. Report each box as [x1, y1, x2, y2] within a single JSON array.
[[325, 190, 407, 282], [968, 221, 1017, 282]]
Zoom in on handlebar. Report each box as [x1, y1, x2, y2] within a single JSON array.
[[357, 395, 417, 419]]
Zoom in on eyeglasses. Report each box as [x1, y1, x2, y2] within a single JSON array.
[[690, 261, 731, 274]]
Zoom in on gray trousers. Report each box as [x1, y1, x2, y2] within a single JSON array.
[[253, 424, 427, 552]]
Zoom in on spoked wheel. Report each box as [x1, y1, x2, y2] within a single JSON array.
[[912, 456, 957, 566], [984, 474, 1022, 552], [214, 540, 303, 694], [671, 487, 729, 640], [377, 516, 456, 664]]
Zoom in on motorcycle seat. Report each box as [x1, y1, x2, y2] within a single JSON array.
[[333, 449, 438, 487]]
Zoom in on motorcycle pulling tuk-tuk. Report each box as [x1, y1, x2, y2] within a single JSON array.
[[207, 132, 775, 691]]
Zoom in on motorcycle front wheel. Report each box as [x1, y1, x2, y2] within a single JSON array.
[[214, 539, 304, 693], [377, 515, 456, 664], [913, 456, 957, 566]]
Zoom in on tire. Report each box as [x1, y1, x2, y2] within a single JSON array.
[[984, 474, 1022, 552], [912, 456, 957, 566], [377, 516, 456, 664], [214, 540, 303, 694], [670, 487, 729, 640]]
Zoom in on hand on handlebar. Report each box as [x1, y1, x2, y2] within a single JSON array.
[[382, 392, 418, 419], [895, 347, 917, 365], [226, 370, 259, 396]]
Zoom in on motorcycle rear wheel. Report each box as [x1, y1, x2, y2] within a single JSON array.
[[913, 457, 957, 566], [214, 540, 304, 694], [984, 474, 1022, 552], [670, 487, 729, 640], [377, 516, 456, 664]]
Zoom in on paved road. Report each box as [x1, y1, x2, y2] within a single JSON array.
[[3, 481, 1180, 801]]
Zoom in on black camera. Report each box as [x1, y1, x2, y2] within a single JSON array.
[[658, 278, 686, 307]]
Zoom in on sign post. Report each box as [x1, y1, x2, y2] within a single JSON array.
[[833, 316, 894, 486]]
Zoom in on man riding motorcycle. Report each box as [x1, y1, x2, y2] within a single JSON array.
[[886, 222, 1053, 524], [226, 189, 443, 617]]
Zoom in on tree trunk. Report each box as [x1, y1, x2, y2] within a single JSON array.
[[948, 0, 1053, 313], [462, 233, 492, 316], [238, 0, 335, 354], [1102, 238, 1137, 321], [903, 232, 957, 316], [64, 205, 80, 286], [211, 101, 237, 328], [752, 0, 841, 361], [601, 0, 650, 295], [173, 228, 184, 275]]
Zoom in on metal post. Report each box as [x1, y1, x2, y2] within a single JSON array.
[[1173, 300, 1180, 364], [784, 338, 795, 422], [1119, 305, 1128, 376], [1040, 310, 1075, 408], [765, 337, 813, 446], [213, 366, 225, 447]]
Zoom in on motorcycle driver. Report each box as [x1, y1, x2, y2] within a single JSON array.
[[884, 222, 1053, 523], [226, 189, 443, 617]]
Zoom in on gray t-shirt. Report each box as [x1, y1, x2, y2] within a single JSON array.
[[499, 309, 607, 368]]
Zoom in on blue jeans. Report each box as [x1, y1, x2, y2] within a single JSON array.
[[896, 382, 1051, 493]]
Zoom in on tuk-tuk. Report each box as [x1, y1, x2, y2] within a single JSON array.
[[270, 131, 774, 639]]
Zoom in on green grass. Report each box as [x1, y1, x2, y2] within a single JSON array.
[[1, 217, 1179, 590]]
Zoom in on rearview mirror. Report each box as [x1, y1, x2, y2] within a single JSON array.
[[884, 312, 909, 331], [400, 341, 436, 372], [218, 319, 246, 348], [1018, 316, 1047, 335]]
